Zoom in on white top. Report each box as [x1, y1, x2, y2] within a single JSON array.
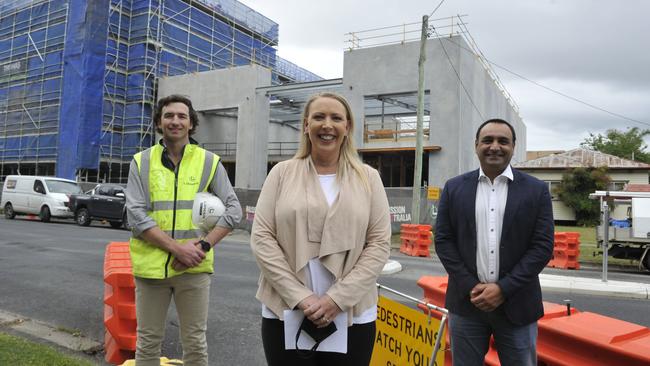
[[475, 165, 513, 283], [262, 173, 376, 324]]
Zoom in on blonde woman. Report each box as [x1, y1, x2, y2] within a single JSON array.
[[251, 93, 391, 365]]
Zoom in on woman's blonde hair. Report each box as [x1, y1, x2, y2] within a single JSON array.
[[294, 92, 369, 190]]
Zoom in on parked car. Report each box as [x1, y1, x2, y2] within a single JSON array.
[[68, 183, 129, 229], [1, 175, 82, 222]]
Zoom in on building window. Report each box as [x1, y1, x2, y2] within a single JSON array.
[[608, 181, 627, 191], [546, 181, 561, 200], [363, 92, 430, 143]]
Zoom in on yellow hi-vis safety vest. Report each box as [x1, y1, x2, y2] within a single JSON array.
[[129, 143, 219, 279]]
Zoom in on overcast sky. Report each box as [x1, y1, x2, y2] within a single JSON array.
[[240, 0, 650, 152]]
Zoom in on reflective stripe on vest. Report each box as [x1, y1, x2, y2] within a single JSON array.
[[129, 144, 219, 279]]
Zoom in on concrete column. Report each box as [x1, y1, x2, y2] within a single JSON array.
[[235, 85, 270, 189]]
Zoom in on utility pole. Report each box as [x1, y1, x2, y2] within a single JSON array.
[[411, 15, 428, 224]]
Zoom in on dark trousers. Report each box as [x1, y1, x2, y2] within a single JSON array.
[[261, 317, 376, 366], [449, 309, 538, 366]]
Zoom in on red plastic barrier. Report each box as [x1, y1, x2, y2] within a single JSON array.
[[417, 276, 650, 366], [104, 242, 136, 365], [417, 276, 447, 309], [416, 276, 451, 365], [548, 232, 580, 270], [105, 330, 134, 365], [537, 311, 650, 366], [399, 224, 416, 255], [400, 224, 432, 257]]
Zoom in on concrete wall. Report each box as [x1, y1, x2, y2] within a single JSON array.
[[155, 38, 525, 191], [157, 37, 525, 198], [268, 123, 300, 146], [342, 35, 524, 188], [158, 65, 272, 189], [196, 114, 238, 144], [457, 37, 526, 167]]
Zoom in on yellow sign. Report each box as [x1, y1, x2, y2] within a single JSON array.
[[427, 187, 440, 200], [370, 295, 446, 366]]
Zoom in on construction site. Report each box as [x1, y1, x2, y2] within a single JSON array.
[[1, 1, 521, 191], [0, 0, 320, 183], [156, 15, 523, 191]]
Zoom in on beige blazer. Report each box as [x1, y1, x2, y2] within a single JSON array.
[[250, 157, 391, 325]]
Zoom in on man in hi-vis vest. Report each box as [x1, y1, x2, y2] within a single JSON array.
[[125, 95, 242, 366]]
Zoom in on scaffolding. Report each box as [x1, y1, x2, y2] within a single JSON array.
[[0, 0, 322, 183], [0, 0, 68, 179]]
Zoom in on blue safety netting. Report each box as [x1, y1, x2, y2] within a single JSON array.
[[1, 0, 320, 181], [0, 0, 68, 172], [57, 0, 109, 179], [0, 0, 38, 14]]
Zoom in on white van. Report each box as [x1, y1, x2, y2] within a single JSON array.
[[1, 175, 83, 222]]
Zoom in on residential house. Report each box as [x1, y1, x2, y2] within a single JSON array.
[[513, 148, 650, 221]]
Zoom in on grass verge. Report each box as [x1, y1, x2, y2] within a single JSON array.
[[0, 331, 94, 366]]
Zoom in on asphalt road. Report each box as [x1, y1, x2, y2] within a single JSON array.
[[0, 216, 265, 365], [1, 216, 649, 365]]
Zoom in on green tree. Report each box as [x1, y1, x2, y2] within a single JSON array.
[[555, 167, 610, 226], [581, 127, 650, 163]]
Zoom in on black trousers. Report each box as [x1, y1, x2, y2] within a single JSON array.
[[261, 317, 376, 366]]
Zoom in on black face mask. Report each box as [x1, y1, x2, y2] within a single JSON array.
[[295, 317, 338, 358]]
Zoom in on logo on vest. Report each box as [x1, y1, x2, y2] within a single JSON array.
[[186, 175, 199, 186]]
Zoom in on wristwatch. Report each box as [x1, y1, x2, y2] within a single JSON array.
[[198, 239, 212, 253]]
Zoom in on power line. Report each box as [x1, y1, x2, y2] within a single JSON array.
[[430, 26, 485, 120], [429, 0, 446, 18], [490, 62, 650, 128], [439, 37, 650, 128]]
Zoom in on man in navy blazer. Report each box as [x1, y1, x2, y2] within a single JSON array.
[[435, 118, 554, 366]]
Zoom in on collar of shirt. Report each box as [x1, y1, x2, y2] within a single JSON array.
[[158, 137, 199, 171], [478, 165, 514, 183], [157, 137, 199, 148]]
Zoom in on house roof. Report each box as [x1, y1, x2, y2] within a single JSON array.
[[624, 184, 650, 192], [526, 150, 565, 160], [513, 148, 650, 169]]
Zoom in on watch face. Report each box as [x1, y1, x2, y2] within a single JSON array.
[[200, 240, 211, 252]]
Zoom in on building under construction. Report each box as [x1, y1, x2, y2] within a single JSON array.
[[0, 0, 320, 183], [157, 16, 524, 190]]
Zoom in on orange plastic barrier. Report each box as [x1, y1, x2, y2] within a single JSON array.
[[417, 275, 447, 310], [417, 276, 650, 366], [104, 242, 136, 365], [548, 232, 580, 269], [400, 224, 433, 257], [416, 276, 452, 365], [537, 310, 650, 366]]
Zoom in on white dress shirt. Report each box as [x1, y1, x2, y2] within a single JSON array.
[[475, 165, 513, 283]]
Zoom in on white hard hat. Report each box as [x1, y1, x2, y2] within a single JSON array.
[[192, 192, 226, 234]]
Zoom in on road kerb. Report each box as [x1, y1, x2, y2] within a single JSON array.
[[0, 309, 102, 354]]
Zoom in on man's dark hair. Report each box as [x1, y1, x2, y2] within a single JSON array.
[[475, 118, 516, 144], [153, 94, 199, 135]]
